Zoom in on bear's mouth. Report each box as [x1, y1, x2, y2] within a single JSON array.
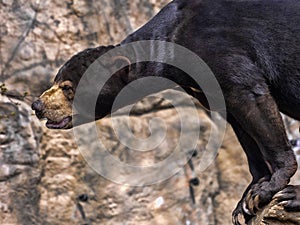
[[46, 116, 72, 129]]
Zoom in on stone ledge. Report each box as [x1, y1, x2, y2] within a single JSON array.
[[248, 185, 300, 225]]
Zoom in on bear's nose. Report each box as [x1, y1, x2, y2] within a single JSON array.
[[31, 99, 43, 112]]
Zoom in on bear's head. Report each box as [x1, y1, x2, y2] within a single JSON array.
[[31, 45, 133, 129]]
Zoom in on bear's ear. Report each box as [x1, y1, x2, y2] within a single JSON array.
[[111, 56, 131, 70], [108, 56, 131, 74], [109, 56, 132, 83]]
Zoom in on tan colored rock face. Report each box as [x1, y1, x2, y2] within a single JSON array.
[[0, 0, 169, 98], [0, 96, 42, 224], [0, 92, 250, 225], [37, 95, 223, 225]]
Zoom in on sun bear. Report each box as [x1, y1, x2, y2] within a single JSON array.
[[32, 0, 300, 224]]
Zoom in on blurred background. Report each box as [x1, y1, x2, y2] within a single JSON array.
[[0, 0, 299, 224]]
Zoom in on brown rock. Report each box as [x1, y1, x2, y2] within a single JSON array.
[[0, 96, 42, 224], [249, 188, 300, 225]]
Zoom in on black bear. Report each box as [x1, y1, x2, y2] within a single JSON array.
[[32, 0, 300, 224]]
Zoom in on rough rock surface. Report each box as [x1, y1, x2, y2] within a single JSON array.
[[0, 92, 251, 225], [0, 95, 42, 224], [1, 0, 299, 225], [249, 188, 300, 225], [0, 0, 169, 98], [38, 102, 222, 225]]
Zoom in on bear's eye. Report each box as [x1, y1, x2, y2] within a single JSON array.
[[62, 85, 73, 91], [61, 85, 74, 100]]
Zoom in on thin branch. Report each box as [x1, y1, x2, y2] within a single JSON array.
[[1, 7, 38, 81], [0, 83, 30, 105]]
